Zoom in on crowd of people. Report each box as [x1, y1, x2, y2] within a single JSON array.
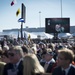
[[0, 37, 75, 75]]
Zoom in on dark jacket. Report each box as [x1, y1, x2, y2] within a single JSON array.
[[3, 61, 23, 75], [40, 61, 55, 73], [52, 65, 75, 75]]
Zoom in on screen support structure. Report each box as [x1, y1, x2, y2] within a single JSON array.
[[53, 33, 58, 43], [53, 0, 62, 43]]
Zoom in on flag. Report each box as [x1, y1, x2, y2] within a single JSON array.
[[16, 8, 20, 16], [28, 34, 31, 41], [11, 1, 14, 6], [11, 0, 17, 6], [18, 18, 25, 22]]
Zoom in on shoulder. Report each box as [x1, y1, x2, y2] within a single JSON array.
[[40, 62, 45, 65], [70, 65, 75, 70], [4, 63, 13, 69], [0, 62, 6, 70], [4, 63, 12, 66], [52, 66, 62, 75]]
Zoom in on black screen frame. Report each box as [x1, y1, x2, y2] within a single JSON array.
[[45, 18, 70, 33]]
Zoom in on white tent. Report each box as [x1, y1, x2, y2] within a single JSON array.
[[7, 31, 19, 38], [33, 32, 54, 39], [58, 33, 72, 38], [0, 31, 54, 39], [7, 31, 37, 39], [42, 32, 54, 39], [24, 31, 37, 39], [0, 31, 17, 40]]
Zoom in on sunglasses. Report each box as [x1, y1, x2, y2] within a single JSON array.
[[8, 53, 15, 57]]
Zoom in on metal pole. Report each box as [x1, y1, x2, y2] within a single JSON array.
[[21, 22, 23, 40], [60, 0, 62, 17], [39, 11, 41, 28]]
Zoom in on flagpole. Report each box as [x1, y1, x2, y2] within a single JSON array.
[[21, 22, 23, 39]]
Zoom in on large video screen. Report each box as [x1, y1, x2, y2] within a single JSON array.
[[45, 18, 70, 33]]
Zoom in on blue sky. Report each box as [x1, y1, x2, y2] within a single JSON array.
[[0, 0, 75, 32]]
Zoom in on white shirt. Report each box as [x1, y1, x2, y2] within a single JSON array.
[[46, 58, 55, 64]]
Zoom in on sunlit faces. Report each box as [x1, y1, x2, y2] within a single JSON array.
[[8, 51, 19, 64], [57, 53, 68, 67]]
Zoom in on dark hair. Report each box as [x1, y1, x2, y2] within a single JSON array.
[[21, 45, 28, 53], [2, 51, 9, 58]]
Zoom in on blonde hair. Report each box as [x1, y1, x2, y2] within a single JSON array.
[[9, 45, 24, 57], [23, 54, 45, 75], [58, 48, 74, 63]]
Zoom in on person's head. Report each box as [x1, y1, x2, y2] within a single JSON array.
[[8, 45, 24, 64], [23, 54, 45, 75], [1, 51, 10, 63], [41, 51, 46, 58], [57, 48, 74, 69], [44, 51, 54, 62], [39, 42, 45, 49], [21, 45, 28, 56]]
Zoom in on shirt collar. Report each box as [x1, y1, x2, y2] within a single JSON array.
[[46, 58, 55, 64], [16, 58, 23, 67]]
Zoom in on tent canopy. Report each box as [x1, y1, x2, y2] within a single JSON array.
[[58, 33, 72, 38], [33, 32, 54, 39], [0, 31, 54, 39], [24, 31, 37, 39]]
